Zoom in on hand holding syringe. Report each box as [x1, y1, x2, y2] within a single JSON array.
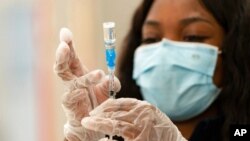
[[55, 26, 122, 141], [103, 22, 117, 99]]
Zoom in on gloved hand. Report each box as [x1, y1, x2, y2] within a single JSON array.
[[81, 98, 187, 141], [54, 28, 121, 141]]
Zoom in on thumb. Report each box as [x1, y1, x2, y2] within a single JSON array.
[[94, 75, 121, 103], [72, 70, 106, 88]]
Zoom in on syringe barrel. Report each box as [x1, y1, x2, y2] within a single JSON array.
[[106, 48, 116, 70], [103, 22, 116, 70]]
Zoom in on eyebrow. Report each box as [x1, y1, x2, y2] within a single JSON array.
[[180, 17, 212, 26], [144, 17, 212, 28], [143, 16, 212, 32], [143, 20, 161, 28]]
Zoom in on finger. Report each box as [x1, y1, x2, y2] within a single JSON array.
[[60, 27, 73, 44], [55, 42, 70, 65], [60, 27, 76, 62], [62, 89, 93, 121], [89, 98, 138, 117], [73, 70, 106, 88], [89, 99, 156, 124], [60, 27, 77, 60], [60, 28, 88, 76], [64, 122, 84, 141], [82, 117, 140, 140], [94, 76, 121, 102], [54, 41, 76, 80], [97, 75, 121, 93], [89, 98, 148, 116], [65, 133, 81, 141]]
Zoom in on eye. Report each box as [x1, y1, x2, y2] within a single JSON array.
[[141, 38, 161, 44], [183, 35, 209, 42]]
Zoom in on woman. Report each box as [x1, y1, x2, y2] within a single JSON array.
[[116, 0, 250, 140], [54, 0, 250, 140]]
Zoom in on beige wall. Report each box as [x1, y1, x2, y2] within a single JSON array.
[[53, 0, 142, 69]]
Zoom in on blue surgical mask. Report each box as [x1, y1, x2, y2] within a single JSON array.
[[133, 39, 221, 121]]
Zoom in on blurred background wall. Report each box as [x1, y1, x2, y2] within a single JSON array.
[[0, 0, 142, 141]]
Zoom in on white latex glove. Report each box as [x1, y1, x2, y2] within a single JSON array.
[[81, 98, 187, 141], [54, 28, 121, 141]]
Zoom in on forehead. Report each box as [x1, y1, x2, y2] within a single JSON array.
[[147, 0, 216, 24]]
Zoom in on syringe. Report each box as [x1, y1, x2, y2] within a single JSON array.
[[103, 22, 116, 99]]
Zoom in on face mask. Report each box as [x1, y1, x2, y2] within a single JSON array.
[[133, 39, 221, 121]]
